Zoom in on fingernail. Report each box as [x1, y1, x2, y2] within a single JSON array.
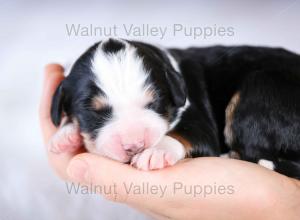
[[67, 159, 90, 182]]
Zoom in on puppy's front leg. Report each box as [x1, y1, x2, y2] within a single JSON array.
[[48, 119, 82, 154], [131, 136, 186, 171]]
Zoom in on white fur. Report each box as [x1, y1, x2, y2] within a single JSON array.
[[258, 159, 275, 170], [220, 153, 229, 158], [92, 39, 152, 108], [94, 108, 169, 162], [131, 135, 185, 170], [49, 122, 81, 154], [157, 135, 186, 159], [165, 50, 180, 72], [169, 99, 190, 130], [91, 39, 169, 162]]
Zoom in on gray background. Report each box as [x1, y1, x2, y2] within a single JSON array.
[[0, 0, 299, 219]]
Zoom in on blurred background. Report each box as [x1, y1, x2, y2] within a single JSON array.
[[0, 0, 299, 219]]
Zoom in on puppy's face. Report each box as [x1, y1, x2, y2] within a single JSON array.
[[51, 39, 186, 162]]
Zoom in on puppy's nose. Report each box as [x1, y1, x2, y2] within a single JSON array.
[[123, 140, 145, 149], [122, 141, 145, 155]]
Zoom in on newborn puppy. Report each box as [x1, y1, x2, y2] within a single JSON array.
[[50, 38, 220, 170]]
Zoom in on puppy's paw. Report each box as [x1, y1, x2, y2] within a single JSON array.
[[131, 136, 185, 170], [48, 123, 82, 154]]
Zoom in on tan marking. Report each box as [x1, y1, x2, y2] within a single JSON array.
[[59, 116, 69, 128], [72, 117, 79, 127], [71, 118, 96, 153], [168, 132, 192, 157], [81, 133, 96, 152], [145, 89, 155, 101], [224, 92, 240, 146], [92, 96, 108, 110], [142, 89, 155, 107]]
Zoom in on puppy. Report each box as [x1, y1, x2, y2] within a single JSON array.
[[49, 38, 219, 171], [50, 38, 300, 179]]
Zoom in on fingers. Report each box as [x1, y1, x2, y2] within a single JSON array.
[[39, 64, 84, 180], [39, 64, 65, 144], [66, 153, 159, 205]]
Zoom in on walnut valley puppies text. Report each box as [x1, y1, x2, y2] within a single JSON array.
[[65, 24, 235, 39], [65, 182, 235, 198]]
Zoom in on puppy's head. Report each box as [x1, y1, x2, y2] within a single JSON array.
[[51, 38, 187, 162]]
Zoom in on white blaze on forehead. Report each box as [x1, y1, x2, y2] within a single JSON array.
[[91, 40, 152, 108]]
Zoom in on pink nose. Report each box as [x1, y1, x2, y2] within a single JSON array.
[[118, 128, 148, 155], [122, 140, 145, 149], [122, 140, 145, 155]]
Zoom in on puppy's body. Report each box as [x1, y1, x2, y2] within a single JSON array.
[[171, 46, 300, 178], [51, 39, 300, 178]]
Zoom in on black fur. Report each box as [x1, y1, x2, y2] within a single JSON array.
[[172, 59, 220, 156], [129, 40, 187, 108], [170, 46, 300, 179], [51, 82, 65, 126], [102, 38, 125, 54]]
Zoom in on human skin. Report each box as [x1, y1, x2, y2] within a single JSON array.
[[40, 64, 300, 220]]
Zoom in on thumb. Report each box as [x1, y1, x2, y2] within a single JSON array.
[[66, 153, 156, 205]]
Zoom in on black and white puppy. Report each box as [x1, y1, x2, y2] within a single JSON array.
[[50, 38, 219, 170], [50, 38, 300, 179]]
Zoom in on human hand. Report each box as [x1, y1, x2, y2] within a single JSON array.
[[39, 64, 85, 180], [40, 64, 300, 220]]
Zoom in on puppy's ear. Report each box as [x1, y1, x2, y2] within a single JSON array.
[[165, 70, 187, 107], [51, 82, 66, 126]]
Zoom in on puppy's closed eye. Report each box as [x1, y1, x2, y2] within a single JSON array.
[[145, 101, 156, 110]]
